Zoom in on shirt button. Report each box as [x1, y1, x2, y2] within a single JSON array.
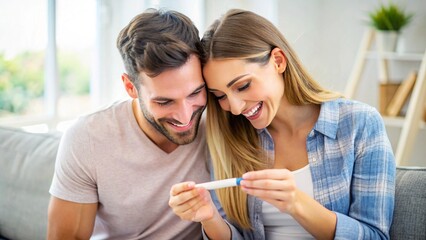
[[312, 158, 317, 162]]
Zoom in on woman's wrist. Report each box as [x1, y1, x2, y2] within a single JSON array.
[[201, 209, 231, 239], [201, 208, 223, 228], [287, 189, 305, 217]]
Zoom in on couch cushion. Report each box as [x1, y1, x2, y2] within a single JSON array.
[[0, 126, 61, 240], [390, 167, 426, 239]]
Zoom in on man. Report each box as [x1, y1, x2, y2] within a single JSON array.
[[47, 9, 210, 239]]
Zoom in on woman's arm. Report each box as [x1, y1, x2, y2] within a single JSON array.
[[334, 109, 395, 239], [241, 108, 395, 240]]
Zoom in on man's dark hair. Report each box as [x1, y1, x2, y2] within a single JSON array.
[[117, 8, 202, 85]]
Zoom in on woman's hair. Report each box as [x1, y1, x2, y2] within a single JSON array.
[[202, 9, 341, 228]]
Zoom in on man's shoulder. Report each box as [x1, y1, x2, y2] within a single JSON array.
[[63, 99, 133, 140], [77, 99, 131, 125], [84, 99, 131, 121]]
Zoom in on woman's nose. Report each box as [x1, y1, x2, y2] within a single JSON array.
[[228, 96, 245, 115]]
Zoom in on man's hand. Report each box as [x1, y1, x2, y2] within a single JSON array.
[[169, 182, 215, 222]]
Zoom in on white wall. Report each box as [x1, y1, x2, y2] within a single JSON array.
[[94, 0, 206, 106], [97, 0, 426, 166], [271, 0, 426, 166]]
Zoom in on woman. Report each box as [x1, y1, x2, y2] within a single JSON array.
[[169, 9, 395, 240]]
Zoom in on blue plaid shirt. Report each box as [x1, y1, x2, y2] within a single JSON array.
[[209, 98, 395, 240]]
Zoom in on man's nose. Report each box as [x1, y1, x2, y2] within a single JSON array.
[[174, 101, 193, 124]]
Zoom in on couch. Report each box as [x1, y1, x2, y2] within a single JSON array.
[[0, 126, 425, 239], [0, 126, 60, 240]]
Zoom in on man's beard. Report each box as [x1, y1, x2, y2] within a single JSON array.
[[138, 98, 205, 145]]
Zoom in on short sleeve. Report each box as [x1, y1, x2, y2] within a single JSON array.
[[49, 119, 98, 203]]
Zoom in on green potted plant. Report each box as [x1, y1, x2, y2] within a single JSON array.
[[368, 3, 414, 52]]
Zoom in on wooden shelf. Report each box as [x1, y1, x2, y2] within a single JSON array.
[[365, 51, 424, 61], [383, 116, 426, 130], [346, 29, 426, 166]]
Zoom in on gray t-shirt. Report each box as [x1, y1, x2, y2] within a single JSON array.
[[49, 99, 210, 240]]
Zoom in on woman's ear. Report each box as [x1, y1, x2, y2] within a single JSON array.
[[122, 73, 138, 98], [271, 48, 287, 74]]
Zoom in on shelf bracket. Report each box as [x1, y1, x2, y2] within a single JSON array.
[[396, 50, 426, 166]]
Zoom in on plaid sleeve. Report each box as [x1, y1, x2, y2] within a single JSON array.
[[334, 108, 395, 240]]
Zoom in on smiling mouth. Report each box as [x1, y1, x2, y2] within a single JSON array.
[[166, 116, 196, 132], [164, 106, 205, 131], [170, 121, 190, 128], [242, 102, 263, 118]]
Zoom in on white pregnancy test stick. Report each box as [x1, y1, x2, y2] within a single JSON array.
[[195, 178, 243, 190]]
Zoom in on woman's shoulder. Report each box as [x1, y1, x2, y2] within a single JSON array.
[[320, 98, 384, 129], [323, 98, 379, 117], [316, 98, 385, 139]]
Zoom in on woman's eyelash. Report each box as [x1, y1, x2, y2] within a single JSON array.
[[213, 81, 251, 101], [238, 81, 251, 91], [215, 95, 226, 100]]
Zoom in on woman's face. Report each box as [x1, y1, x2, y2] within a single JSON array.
[[203, 49, 286, 129]]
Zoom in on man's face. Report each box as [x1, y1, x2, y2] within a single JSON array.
[[136, 55, 207, 145]]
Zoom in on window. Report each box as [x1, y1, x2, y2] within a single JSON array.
[[0, 0, 96, 131], [56, 0, 96, 119], [0, 0, 47, 120]]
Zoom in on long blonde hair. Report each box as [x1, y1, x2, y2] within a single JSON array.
[[202, 9, 341, 229]]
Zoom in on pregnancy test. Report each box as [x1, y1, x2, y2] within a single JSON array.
[[195, 177, 243, 190]]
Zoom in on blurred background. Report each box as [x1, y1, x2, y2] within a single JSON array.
[[0, 0, 425, 165]]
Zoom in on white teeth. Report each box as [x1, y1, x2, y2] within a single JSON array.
[[243, 103, 261, 118], [171, 122, 190, 127]]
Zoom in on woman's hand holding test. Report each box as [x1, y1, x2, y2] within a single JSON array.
[[241, 169, 337, 239], [240, 169, 301, 215]]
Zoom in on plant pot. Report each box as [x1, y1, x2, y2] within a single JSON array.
[[376, 30, 399, 52]]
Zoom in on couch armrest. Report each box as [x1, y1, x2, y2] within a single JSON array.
[[390, 167, 426, 239], [0, 126, 61, 240]]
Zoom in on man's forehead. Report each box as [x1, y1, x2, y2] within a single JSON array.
[[137, 54, 203, 98]]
